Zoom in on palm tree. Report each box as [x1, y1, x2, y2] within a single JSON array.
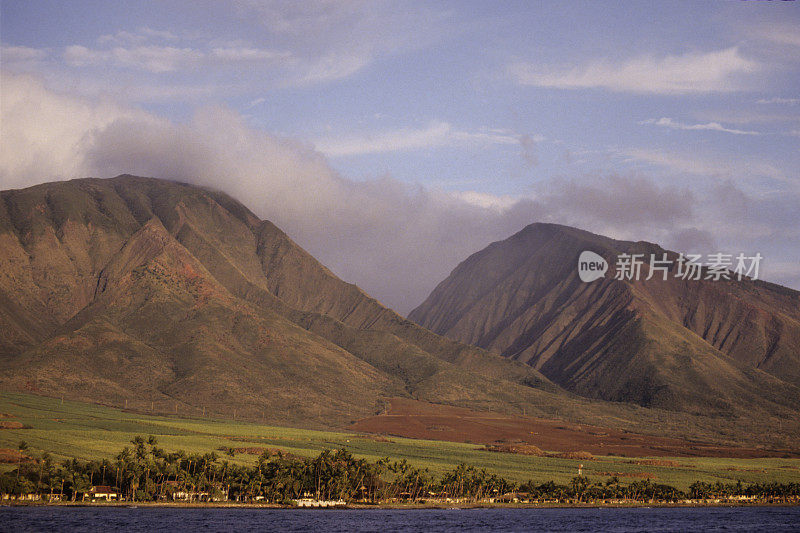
[[37, 452, 51, 498], [16, 441, 29, 483]]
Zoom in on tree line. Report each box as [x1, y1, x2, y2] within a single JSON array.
[[2, 437, 799, 504]]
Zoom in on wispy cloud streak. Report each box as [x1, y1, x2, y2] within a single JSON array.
[[510, 47, 757, 94], [314, 121, 540, 157], [639, 117, 761, 136]]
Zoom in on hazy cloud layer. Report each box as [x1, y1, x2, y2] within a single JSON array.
[[747, 21, 800, 48], [1, 2, 452, 97], [621, 148, 787, 183], [232, 0, 452, 85], [2, 73, 798, 313]]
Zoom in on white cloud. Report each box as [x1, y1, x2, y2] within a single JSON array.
[[62, 43, 290, 74], [2, 72, 797, 314], [640, 117, 761, 135], [246, 97, 267, 108], [138, 28, 180, 41], [210, 47, 290, 61], [1, 45, 48, 62], [314, 121, 537, 157], [0, 74, 150, 188], [98, 27, 179, 46], [453, 191, 519, 211], [315, 122, 449, 156], [509, 47, 757, 94], [692, 109, 800, 125], [64, 45, 204, 73], [757, 97, 800, 105], [7, 3, 451, 93]]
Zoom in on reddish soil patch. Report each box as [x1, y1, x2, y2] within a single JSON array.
[[350, 398, 799, 459], [0, 449, 32, 463], [0, 420, 24, 429]]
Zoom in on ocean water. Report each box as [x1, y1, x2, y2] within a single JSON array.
[[1, 506, 799, 532]]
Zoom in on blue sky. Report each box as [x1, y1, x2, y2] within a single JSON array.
[[1, 1, 799, 313]]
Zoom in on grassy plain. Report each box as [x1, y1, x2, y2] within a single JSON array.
[[1, 392, 799, 491]]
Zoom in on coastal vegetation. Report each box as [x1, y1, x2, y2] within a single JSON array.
[[3, 392, 800, 495], [3, 436, 799, 505]]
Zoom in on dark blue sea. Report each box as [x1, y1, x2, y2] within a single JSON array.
[[1, 506, 799, 532]]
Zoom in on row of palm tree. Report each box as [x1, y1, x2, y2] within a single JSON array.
[[3, 437, 800, 503], [689, 480, 800, 500]]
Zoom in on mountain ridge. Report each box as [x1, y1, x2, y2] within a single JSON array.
[[410, 222, 800, 416]]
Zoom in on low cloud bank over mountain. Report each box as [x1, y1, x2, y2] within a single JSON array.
[[2, 73, 797, 313]]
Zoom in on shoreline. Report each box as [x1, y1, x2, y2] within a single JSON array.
[[3, 501, 799, 510]]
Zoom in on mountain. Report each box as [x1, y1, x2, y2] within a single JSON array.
[[0, 176, 596, 429], [2, 177, 797, 449], [409, 223, 800, 418]]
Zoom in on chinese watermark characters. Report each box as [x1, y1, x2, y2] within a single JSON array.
[[579, 251, 762, 282]]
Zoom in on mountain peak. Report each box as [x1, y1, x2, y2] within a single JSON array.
[[410, 221, 800, 415], [0, 176, 566, 427]]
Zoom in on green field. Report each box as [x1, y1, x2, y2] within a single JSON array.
[[2, 391, 799, 491]]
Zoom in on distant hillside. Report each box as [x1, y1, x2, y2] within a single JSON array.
[[410, 223, 800, 417]]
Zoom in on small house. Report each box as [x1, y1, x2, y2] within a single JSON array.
[[89, 485, 119, 501]]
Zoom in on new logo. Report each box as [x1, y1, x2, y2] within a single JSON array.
[[578, 251, 608, 282]]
